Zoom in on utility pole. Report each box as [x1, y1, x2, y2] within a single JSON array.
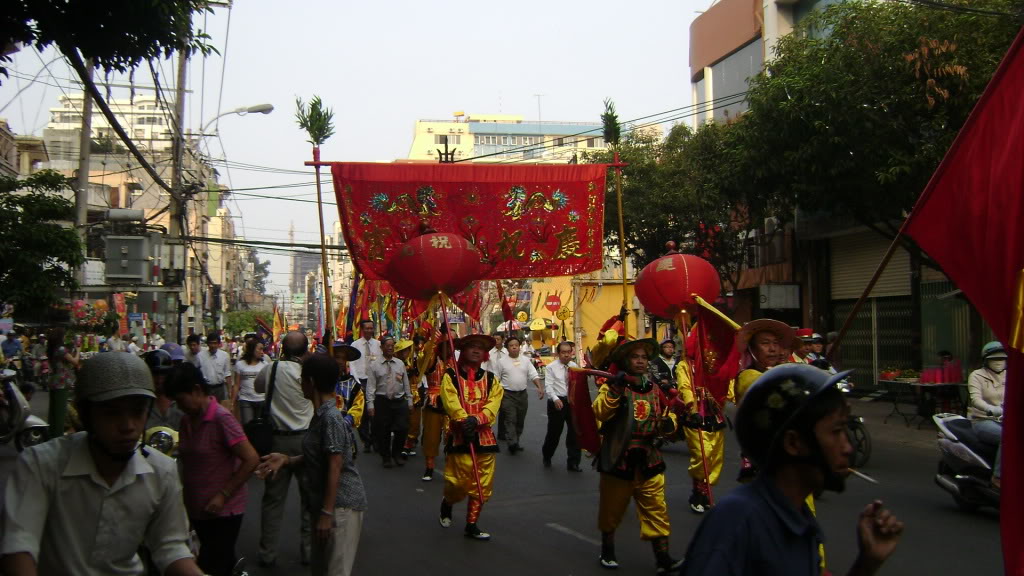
[[171, 32, 191, 337], [75, 63, 94, 276]]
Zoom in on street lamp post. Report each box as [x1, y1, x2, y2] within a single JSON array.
[[200, 103, 275, 135]]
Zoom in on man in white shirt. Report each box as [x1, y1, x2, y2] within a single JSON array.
[[485, 333, 506, 374], [254, 331, 313, 567], [127, 335, 143, 356], [197, 332, 232, 402], [367, 337, 412, 468], [0, 353, 202, 576], [350, 320, 382, 453], [184, 334, 202, 367], [495, 335, 541, 454], [107, 333, 125, 353], [542, 341, 582, 471]]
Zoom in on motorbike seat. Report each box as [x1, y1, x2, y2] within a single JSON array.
[[946, 418, 998, 465]]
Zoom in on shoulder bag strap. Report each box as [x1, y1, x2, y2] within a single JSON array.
[[261, 360, 279, 419]]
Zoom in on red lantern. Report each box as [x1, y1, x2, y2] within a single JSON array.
[[386, 233, 481, 301], [634, 254, 720, 318]]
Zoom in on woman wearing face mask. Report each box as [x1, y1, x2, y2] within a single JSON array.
[[967, 341, 1006, 488]]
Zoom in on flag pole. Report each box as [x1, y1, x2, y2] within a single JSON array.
[[603, 99, 629, 336], [298, 96, 337, 342]]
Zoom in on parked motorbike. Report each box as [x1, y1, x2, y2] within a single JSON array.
[[0, 369, 49, 451], [933, 412, 1000, 512], [838, 380, 872, 468]]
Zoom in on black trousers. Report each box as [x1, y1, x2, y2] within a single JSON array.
[[192, 514, 244, 576], [499, 389, 529, 446], [358, 379, 372, 447], [373, 396, 410, 459], [542, 396, 580, 466]]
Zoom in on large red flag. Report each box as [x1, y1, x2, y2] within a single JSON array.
[[903, 28, 1024, 574], [330, 163, 606, 280]]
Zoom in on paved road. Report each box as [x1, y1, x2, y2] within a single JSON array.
[[0, 389, 1002, 575]]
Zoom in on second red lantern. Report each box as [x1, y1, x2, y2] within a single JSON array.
[[386, 233, 482, 301], [634, 253, 720, 318]]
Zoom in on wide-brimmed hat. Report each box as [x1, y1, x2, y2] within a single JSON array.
[[608, 338, 658, 368], [456, 334, 496, 352], [795, 328, 815, 342], [331, 341, 362, 362], [737, 319, 798, 351], [394, 339, 414, 354]]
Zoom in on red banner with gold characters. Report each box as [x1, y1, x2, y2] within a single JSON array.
[[329, 163, 607, 280]]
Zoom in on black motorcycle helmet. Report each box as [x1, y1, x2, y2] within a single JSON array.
[[142, 349, 174, 375], [736, 363, 852, 482]]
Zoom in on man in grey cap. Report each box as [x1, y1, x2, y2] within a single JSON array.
[[0, 353, 203, 576]]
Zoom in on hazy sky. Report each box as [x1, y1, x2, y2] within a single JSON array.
[[2, 0, 699, 297]]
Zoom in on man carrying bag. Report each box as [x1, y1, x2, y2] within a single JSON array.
[[252, 332, 313, 567]]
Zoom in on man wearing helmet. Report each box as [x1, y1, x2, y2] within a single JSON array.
[[0, 353, 202, 575], [968, 341, 1006, 489], [681, 364, 903, 576], [143, 349, 185, 431]]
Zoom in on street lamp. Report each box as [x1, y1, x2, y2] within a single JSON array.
[[200, 103, 274, 134]]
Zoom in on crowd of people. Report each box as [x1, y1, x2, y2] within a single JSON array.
[[2, 312, 1009, 575]]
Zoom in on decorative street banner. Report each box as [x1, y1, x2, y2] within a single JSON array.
[[330, 163, 607, 280]]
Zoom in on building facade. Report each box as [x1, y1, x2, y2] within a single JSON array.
[[407, 112, 607, 164]]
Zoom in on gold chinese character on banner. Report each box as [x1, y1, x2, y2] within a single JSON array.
[[496, 230, 525, 260], [553, 225, 583, 260], [430, 235, 452, 249], [366, 228, 390, 261]]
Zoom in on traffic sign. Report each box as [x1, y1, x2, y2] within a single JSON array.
[[544, 294, 562, 312]]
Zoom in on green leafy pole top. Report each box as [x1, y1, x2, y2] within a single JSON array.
[[296, 96, 336, 160]]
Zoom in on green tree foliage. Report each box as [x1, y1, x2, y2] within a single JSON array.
[[0, 171, 84, 311], [2, 0, 215, 83], [224, 308, 273, 338], [585, 120, 786, 296], [742, 0, 1023, 238]]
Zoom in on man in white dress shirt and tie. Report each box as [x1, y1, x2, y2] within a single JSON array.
[[350, 320, 382, 453], [542, 341, 582, 471]]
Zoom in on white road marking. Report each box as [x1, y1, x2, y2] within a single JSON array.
[[546, 522, 601, 546]]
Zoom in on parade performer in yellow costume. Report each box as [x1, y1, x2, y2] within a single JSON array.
[[734, 319, 798, 480], [419, 338, 451, 481], [676, 354, 732, 514], [437, 334, 503, 541], [403, 336, 427, 459], [332, 342, 364, 429], [594, 338, 683, 574]]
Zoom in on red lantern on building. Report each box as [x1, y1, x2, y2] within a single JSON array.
[[634, 253, 720, 318], [385, 233, 482, 301]]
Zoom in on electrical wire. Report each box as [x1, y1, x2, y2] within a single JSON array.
[[454, 91, 748, 163]]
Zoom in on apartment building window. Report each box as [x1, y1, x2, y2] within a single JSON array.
[[554, 137, 564, 147], [476, 135, 497, 146], [587, 137, 596, 148], [436, 134, 463, 145]]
